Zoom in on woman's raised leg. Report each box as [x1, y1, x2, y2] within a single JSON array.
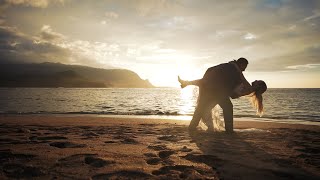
[[178, 76, 203, 88]]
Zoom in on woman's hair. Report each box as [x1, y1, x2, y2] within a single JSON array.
[[250, 81, 267, 117]]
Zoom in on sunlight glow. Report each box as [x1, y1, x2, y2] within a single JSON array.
[[148, 65, 203, 87], [178, 86, 198, 115], [140, 53, 205, 87]]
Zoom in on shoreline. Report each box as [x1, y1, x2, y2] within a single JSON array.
[[1, 115, 320, 131], [1, 113, 320, 126], [0, 115, 319, 179]]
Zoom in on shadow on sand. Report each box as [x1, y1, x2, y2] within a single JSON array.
[[187, 129, 319, 180]]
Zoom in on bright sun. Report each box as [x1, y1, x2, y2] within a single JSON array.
[[139, 53, 205, 87], [149, 64, 203, 87]]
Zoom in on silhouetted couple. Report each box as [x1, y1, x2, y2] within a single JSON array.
[[178, 57, 267, 133]]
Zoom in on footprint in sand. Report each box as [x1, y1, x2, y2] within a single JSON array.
[[157, 135, 180, 142], [158, 150, 175, 159], [152, 165, 217, 179], [81, 132, 99, 139], [0, 150, 40, 178], [92, 170, 154, 180], [0, 149, 36, 162], [0, 137, 27, 144], [84, 156, 115, 168], [104, 140, 117, 144], [147, 144, 168, 151], [3, 163, 44, 179], [180, 146, 193, 152], [183, 153, 223, 168], [49, 141, 87, 148], [137, 124, 157, 135], [143, 153, 157, 158], [121, 137, 139, 144], [29, 136, 67, 141], [144, 153, 160, 165], [57, 154, 115, 168], [144, 150, 175, 166], [158, 151, 175, 166], [16, 128, 31, 133], [146, 157, 162, 165], [113, 135, 139, 144], [146, 144, 175, 165]]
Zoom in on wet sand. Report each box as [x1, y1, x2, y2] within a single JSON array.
[[0, 115, 319, 179]]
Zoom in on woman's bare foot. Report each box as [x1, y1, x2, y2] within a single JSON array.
[[178, 76, 187, 88]]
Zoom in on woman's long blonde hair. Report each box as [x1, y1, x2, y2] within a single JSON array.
[[250, 92, 264, 117], [250, 81, 267, 117]]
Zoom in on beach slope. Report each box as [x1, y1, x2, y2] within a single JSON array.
[[0, 116, 319, 179]]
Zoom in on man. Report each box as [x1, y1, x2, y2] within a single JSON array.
[[180, 58, 249, 133]]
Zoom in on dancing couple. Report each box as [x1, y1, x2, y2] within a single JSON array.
[[178, 58, 267, 133]]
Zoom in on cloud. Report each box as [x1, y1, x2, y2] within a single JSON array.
[[243, 33, 257, 40], [287, 64, 320, 70], [105, 11, 119, 19], [62, 40, 121, 66], [39, 25, 65, 42], [0, 25, 121, 69], [146, 16, 196, 31], [128, 0, 181, 17], [100, 11, 119, 25], [0, 25, 21, 39], [248, 44, 320, 72], [4, 0, 64, 8], [303, 10, 320, 21], [0, 25, 71, 64]]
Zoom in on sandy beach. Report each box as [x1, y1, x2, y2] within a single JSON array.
[[0, 115, 319, 179]]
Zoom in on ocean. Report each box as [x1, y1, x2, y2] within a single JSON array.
[[0, 88, 319, 124]]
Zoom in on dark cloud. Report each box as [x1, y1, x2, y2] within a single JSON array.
[[3, 0, 65, 8], [0, 25, 71, 64], [249, 44, 320, 72]]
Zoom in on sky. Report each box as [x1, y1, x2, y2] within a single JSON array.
[[0, 0, 319, 88]]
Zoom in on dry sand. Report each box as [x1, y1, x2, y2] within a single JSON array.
[[0, 115, 319, 179]]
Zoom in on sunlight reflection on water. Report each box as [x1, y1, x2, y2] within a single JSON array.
[[178, 86, 198, 115], [0, 88, 319, 123]]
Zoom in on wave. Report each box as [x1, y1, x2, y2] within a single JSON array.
[[0, 110, 181, 116], [1, 111, 319, 122]]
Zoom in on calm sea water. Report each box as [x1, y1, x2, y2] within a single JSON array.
[[0, 88, 319, 123]]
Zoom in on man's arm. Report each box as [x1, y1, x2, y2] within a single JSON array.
[[239, 72, 252, 92], [229, 62, 253, 98], [230, 83, 253, 99]]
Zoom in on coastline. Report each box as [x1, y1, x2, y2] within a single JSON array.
[[0, 115, 319, 179], [1, 113, 320, 126]]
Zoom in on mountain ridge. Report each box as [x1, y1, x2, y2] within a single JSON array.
[[0, 62, 154, 88]]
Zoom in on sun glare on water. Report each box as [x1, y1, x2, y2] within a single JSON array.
[[178, 86, 198, 116]]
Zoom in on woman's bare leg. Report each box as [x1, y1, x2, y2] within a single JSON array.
[[201, 107, 214, 132], [202, 102, 218, 132], [178, 76, 203, 88]]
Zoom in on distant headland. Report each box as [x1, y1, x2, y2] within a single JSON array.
[[0, 62, 154, 88]]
